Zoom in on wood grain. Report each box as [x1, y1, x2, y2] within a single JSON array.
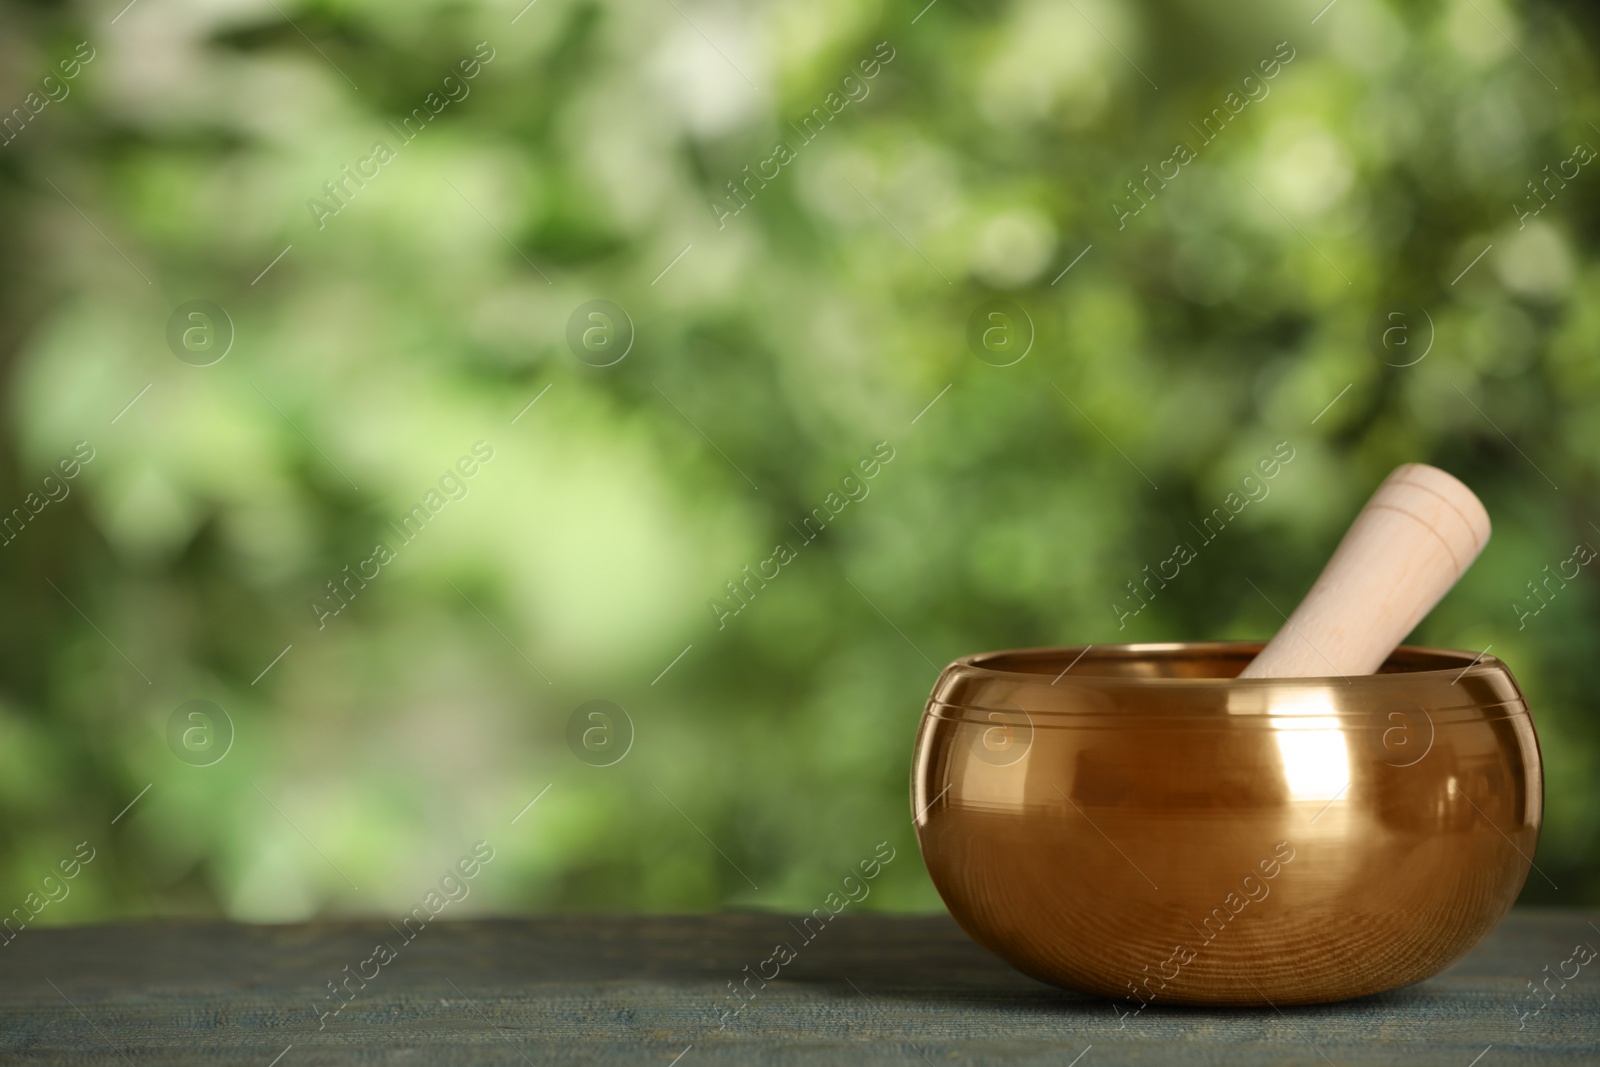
[[0, 910, 1594, 1064]]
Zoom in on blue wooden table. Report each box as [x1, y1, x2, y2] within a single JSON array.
[[2, 909, 1596, 1064]]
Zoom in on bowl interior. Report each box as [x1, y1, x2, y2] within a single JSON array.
[[962, 641, 1487, 681]]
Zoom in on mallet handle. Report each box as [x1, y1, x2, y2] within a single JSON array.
[[1238, 464, 1490, 679]]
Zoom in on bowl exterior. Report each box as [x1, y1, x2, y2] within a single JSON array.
[[912, 642, 1542, 1007]]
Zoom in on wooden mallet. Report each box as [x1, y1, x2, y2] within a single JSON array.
[[1238, 463, 1491, 679]]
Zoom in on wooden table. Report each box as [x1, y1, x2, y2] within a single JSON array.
[[3, 909, 1596, 1064]]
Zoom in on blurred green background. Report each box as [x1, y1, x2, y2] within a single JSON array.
[[0, 0, 1597, 925]]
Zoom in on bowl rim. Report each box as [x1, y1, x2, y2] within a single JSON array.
[[948, 640, 1508, 687]]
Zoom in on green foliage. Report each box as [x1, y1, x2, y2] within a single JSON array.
[[0, 0, 1596, 923]]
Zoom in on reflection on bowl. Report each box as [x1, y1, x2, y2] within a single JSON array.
[[911, 642, 1541, 1006]]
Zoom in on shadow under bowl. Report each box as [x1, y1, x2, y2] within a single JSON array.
[[911, 642, 1541, 1007]]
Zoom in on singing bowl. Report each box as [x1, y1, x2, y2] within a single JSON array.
[[911, 642, 1542, 1006]]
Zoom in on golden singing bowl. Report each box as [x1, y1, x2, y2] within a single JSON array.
[[911, 642, 1541, 1007]]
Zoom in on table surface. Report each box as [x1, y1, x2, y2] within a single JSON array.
[[2, 909, 1597, 1065]]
